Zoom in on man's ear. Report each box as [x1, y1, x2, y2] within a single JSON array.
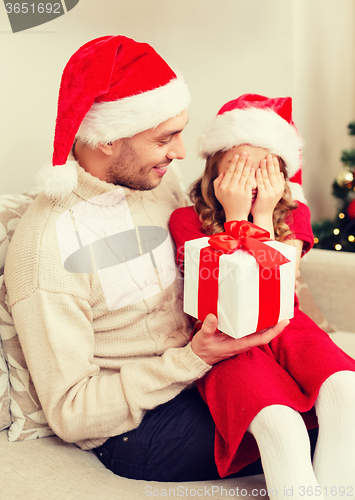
[[97, 139, 124, 156]]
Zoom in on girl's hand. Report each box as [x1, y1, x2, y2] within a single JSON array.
[[251, 155, 285, 219], [213, 152, 255, 222]]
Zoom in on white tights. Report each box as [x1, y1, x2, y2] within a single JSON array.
[[247, 371, 355, 500]]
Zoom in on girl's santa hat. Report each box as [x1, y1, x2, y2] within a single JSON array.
[[39, 35, 190, 199], [199, 94, 306, 203]]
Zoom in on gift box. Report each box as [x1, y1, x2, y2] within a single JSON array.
[[183, 221, 296, 339]]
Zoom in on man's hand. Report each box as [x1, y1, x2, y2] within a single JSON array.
[[191, 314, 289, 365]]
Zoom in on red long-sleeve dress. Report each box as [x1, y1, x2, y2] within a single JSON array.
[[169, 203, 355, 478]]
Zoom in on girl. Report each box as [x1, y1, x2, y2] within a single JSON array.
[[169, 94, 355, 499]]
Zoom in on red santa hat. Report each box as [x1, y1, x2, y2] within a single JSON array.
[[199, 94, 305, 203], [39, 35, 190, 198]]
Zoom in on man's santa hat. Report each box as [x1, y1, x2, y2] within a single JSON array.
[[39, 35, 191, 199], [199, 94, 306, 203]]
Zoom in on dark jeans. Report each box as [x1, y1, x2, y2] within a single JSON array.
[[94, 387, 318, 482]]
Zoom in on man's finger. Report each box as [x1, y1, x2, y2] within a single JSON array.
[[246, 319, 289, 347], [259, 319, 289, 342]]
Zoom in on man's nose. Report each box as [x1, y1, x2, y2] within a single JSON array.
[[167, 134, 186, 160]]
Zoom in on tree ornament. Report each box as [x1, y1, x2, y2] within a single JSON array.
[[336, 168, 354, 187], [347, 199, 355, 220]]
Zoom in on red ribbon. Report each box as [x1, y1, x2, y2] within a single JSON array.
[[197, 221, 290, 334], [208, 220, 290, 268]]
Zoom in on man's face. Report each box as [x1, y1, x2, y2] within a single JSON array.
[[106, 110, 188, 190]]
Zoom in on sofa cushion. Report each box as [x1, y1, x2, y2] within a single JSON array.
[[0, 429, 267, 500], [300, 248, 355, 333], [330, 331, 355, 359], [297, 274, 336, 333], [0, 288, 11, 431], [0, 192, 54, 441], [0, 193, 38, 275]]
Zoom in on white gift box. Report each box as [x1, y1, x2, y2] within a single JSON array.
[[183, 237, 296, 339]]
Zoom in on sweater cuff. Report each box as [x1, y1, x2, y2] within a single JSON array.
[[176, 342, 212, 379]]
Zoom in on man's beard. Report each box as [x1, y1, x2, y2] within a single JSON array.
[[106, 140, 159, 191]]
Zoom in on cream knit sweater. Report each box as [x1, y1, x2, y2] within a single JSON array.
[[4, 163, 211, 450]]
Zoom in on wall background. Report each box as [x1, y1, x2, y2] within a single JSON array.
[[1, 0, 355, 221]]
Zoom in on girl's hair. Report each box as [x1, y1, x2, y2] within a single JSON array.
[[189, 150, 298, 241]]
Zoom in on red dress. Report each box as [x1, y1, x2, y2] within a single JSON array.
[[169, 203, 355, 478]]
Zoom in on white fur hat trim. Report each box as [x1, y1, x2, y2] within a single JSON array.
[[199, 107, 303, 180], [76, 75, 191, 147], [288, 181, 307, 204]]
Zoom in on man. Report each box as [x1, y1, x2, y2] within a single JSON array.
[[4, 35, 285, 481]]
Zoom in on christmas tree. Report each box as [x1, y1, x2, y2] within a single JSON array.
[[312, 121, 355, 252]]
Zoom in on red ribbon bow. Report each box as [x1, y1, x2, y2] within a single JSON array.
[[208, 220, 290, 268]]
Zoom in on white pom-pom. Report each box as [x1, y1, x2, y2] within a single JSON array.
[[36, 162, 78, 200]]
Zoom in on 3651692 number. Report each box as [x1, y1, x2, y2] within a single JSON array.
[[5, 3, 61, 14]]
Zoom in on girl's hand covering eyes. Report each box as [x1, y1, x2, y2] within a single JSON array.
[[251, 155, 285, 219], [213, 152, 255, 222]]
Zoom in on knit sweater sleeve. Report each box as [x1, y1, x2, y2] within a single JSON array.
[[10, 289, 210, 447]]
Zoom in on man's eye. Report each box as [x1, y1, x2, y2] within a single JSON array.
[[159, 137, 172, 145]]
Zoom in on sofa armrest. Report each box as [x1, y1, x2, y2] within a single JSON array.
[[300, 249, 355, 332]]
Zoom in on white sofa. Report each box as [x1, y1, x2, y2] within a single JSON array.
[[0, 191, 354, 500], [300, 248, 355, 358]]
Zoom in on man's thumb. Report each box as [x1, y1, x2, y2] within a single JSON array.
[[202, 314, 218, 333]]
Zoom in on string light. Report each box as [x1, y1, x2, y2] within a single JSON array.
[[333, 228, 340, 235], [349, 235, 355, 242], [335, 244, 342, 251], [314, 237, 319, 244], [339, 213, 345, 219]]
